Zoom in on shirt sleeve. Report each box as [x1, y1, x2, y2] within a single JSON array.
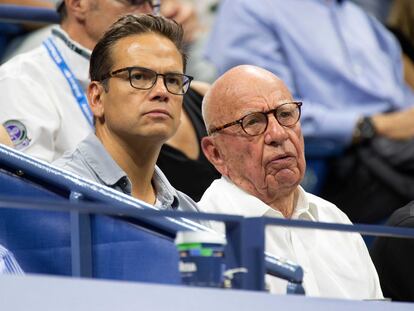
[[0, 72, 60, 163], [355, 235, 384, 299], [326, 206, 384, 299]]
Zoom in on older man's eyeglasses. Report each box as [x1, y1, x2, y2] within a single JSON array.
[[101, 66, 194, 95], [209, 102, 303, 136]]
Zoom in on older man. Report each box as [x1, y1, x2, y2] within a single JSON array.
[[199, 65, 383, 299], [54, 14, 199, 212]]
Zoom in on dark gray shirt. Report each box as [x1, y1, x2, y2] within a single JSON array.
[[53, 133, 200, 213]]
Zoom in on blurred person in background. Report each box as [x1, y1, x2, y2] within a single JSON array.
[[350, 0, 393, 23], [351, 0, 414, 90], [175, 0, 219, 82], [387, 0, 414, 90], [388, 0, 414, 45], [370, 200, 414, 302]]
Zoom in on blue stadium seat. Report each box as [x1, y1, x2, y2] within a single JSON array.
[[0, 145, 197, 284], [301, 139, 343, 194], [0, 207, 181, 284]]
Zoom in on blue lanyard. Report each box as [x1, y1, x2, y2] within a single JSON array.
[[43, 37, 94, 128]]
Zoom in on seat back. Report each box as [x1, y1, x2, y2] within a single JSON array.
[[0, 207, 181, 284], [0, 145, 201, 284]]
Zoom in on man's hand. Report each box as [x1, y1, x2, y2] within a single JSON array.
[[372, 107, 414, 140]]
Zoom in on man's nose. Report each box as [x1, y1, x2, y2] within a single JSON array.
[[263, 115, 289, 145], [150, 75, 169, 101]]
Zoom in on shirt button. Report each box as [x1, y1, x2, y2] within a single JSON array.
[[120, 178, 127, 188]]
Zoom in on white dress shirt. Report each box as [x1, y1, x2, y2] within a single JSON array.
[[199, 177, 383, 299]]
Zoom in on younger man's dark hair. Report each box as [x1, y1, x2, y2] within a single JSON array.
[[89, 14, 187, 84]]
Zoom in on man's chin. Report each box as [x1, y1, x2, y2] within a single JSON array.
[[274, 168, 300, 183], [139, 125, 177, 139], [148, 132, 175, 143], [128, 129, 175, 144], [265, 173, 301, 194]]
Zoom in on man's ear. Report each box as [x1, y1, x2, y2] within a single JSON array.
[[65, 0, 89, 21], [88, 81, 105, 120], [201, 136, 228, 176]]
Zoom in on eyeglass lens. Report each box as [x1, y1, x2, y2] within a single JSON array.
[[241, 103, 300, 135], [129, 67, 190, 95]]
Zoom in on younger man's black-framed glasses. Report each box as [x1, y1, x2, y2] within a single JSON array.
[[101, 66, 194, 95], [209, 102, 303, 136]]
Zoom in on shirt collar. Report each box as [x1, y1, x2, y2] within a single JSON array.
[[78, 133, 126, 187], [223, 177, 319, 220], [218, 176, 270, 217], [78, 133, 180, 209], [51, 26, 91, 60], [50, 26, 91, 89], [291, 186, 319, 221], [153, 166, 180, 210]]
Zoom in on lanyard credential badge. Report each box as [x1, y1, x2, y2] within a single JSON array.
[[43, 38, 94, 128]]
